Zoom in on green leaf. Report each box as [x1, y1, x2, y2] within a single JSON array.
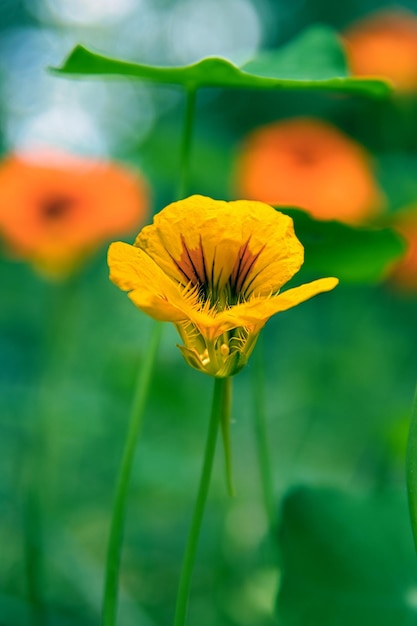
[[378, 154, 417, 212], [282, 208, 406, 283], [51, 26, 390, 97], [277, 486, 417, 626]]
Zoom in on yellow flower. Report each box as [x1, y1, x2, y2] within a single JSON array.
[[108, 195, 338, 377]]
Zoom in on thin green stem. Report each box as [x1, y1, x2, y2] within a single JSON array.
[[406, 384, 417, 555], [252, 337, 275, 528], [23, 480, 44, 626], [177, 88, 197, 201], [174, 376, 231, 626], [102, 80, 198, 626], [220, 378, 235, 496], [102, 322, 163, 626]]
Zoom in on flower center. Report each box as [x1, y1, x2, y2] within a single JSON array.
[[290, 142, 318, 166], [41, 195, 75, 220], [293, 146, 317, 167], [173, 235, 264, 310]]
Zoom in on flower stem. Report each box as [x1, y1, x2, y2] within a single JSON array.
[[174, 376, 231, 626], [220, 377, 235, 496], [102, 321, 163, 626], [103, 78, 198, 626], [177, 88, 197, 201], [406, 384, 417, 554], [252, 337, 275, 528], [23, 477, 44, 626]]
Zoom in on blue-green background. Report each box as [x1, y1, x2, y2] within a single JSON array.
[[2, 0, 417, 624]]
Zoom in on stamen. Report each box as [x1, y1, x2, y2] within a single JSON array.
[[220, 343, 230, 357], [200, 349, 210, 366]]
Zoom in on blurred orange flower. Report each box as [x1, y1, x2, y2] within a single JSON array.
[[0, 149, 149, 277], [343, 10, 417, 93], [234, 117, 383, 224], [388, 209, 417, 290]]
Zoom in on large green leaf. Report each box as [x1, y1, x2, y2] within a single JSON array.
[[277, 486, 417, 626], [52, 26, 390, 97], [282, 208, 406, 283]]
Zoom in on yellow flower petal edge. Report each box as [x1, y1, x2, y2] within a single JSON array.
[[223, 277, 339, 328], [108, 195, 339, 377], [109, 242, 191, 322]]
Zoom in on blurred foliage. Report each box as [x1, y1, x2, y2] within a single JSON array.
[[282, 208, 405, 284], [2, 251, 417, 624], [277, 486, 417, 625]]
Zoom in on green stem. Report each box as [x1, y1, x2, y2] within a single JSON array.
[[102, 79, 198, 626], [252, 337, 275, 528], [23, 482, 44, 626], [174, 376, 231, 626], [406, 384, 417, 554], [220, 378, 235, 496], [177, 88, 197, 201], [102, 322, 163, 626]]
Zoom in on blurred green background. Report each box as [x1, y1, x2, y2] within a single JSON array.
[[2, 0, 417, 625]]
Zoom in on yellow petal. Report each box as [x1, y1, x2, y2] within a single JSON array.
[[108, 241, 190, 322], [134, 195, 304, 296], [223, 277, 339, 327], [108, 241, 244, 335]]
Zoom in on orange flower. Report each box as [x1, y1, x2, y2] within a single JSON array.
[[234, 117, 383, 224], [388, 209, 417, 290], [0, 149, 149, 277], [343, 10, 417, 93]]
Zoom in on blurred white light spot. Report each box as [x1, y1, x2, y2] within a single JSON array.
[[0, 25, 156, 155], [7, 105, 107, 155], [38, 0, 138, 25], [168, 0, 261, 65]]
